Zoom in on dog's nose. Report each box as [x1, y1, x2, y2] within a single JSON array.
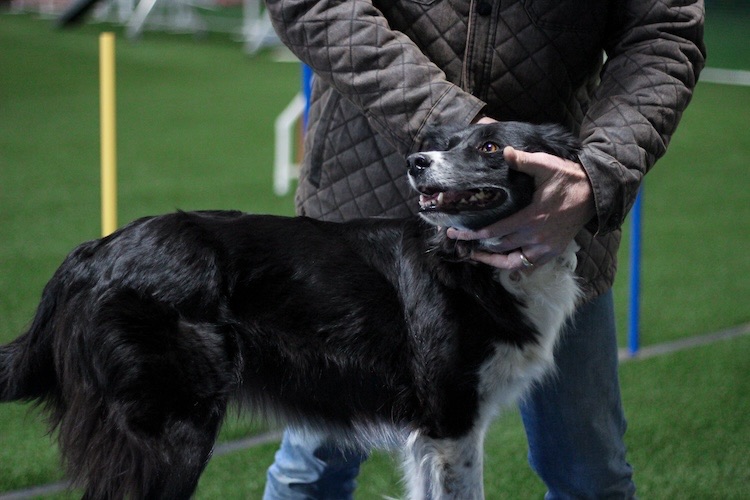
[[407, 154, 432, 177]]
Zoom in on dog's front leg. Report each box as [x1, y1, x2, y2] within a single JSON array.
[[402, 430, 485, 500]]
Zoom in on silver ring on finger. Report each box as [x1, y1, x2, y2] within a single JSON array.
[[519, 251, 535, 269]]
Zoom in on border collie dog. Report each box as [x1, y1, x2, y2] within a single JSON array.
[[1, 122, 581, 499]]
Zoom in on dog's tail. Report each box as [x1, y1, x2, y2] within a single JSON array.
[[2, 271, 236, 497], [0, 275, 61, 403]]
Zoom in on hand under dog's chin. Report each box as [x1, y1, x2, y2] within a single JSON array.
[[418, 211, 503, 232], [421, 211, 508, 263]]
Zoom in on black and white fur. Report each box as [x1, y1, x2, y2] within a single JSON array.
[[0, 122, 581, 499]]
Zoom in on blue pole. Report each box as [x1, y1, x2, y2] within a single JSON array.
[[628, 187, 643, 356], [301, 64, 313, 129]]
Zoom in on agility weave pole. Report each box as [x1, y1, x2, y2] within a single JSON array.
[[627, 188, 643, 356], [100, 32, 117, 237]]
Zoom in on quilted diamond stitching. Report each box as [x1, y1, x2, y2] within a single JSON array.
[[270, 0, 704, 298]]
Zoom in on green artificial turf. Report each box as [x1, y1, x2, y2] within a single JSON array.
[[613, 82, 750, 346], [0, 14, 299, 493], [189, 335, 750, 499], [620, 335, 750, 498], [1, 7, 749, 497], [703, 4, 750, 70]]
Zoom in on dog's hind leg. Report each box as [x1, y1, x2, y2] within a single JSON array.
[[402, 431, 485, 500], [77, 405, 226, 500], [62, 289, 239, 499]]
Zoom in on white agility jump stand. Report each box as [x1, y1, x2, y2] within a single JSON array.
[[274, 65, 312, 196], [273, 92, 305, 196]]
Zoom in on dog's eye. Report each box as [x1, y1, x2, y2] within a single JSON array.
[[478, 141, 501, 153]]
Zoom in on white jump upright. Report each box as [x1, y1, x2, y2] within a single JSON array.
[[273, 65, 312, 196], [273, 92, 305, 196]]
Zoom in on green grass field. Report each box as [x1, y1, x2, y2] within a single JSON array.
[[1, 7, 749, 498]]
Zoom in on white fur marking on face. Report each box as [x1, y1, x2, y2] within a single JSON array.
[[409, 151, 474, 191]]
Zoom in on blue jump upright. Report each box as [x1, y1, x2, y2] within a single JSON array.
[[628, 188, 644, 356]]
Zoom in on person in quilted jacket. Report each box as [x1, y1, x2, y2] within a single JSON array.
[[263, 1, 705, 498]]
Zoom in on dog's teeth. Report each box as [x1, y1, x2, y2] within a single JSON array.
[[437, 192, 445, 206]]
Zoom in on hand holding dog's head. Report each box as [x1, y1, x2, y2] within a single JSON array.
[[406, 122, 580, 231]]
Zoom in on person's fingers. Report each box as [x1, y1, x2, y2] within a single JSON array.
[[446, 213, 526, 241], [504, 146, 540, 175], [471, 249, 532, 270], [470, 250, 514, 269], [503, 146, 520, 169], [474, 116, 499, 124], [505, 147, 564, 186], [471, 243, 557, 271], [476, 234, 525, 254]]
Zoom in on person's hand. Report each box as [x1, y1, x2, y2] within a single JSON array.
[[473, 115, 498, 125], [447, 146, 595, 270]]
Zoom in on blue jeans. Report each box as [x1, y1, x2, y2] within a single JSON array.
[[263, 291, 635, 499]]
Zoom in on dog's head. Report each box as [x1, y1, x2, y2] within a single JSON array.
[[407, 122, 581, 231]]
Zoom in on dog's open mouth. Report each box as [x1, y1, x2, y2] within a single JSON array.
[[418, 188, 507, 213]]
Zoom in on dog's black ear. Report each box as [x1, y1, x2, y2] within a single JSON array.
[[528, 124, 582, 162], [420, 124, 464, 151]]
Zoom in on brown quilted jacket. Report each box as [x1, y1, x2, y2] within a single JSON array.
[[267, 0, 705, 298]]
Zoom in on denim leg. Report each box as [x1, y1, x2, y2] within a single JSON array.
[[263, 429, 368, 500], [519, 290, 636, 499]]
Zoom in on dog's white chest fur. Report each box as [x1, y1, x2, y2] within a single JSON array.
[[402, 242, 581, 499], [479, 241, 581, 413]]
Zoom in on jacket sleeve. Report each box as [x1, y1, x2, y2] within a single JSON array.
[[265, 0, 485, 156], [579, 0, 706, 235]]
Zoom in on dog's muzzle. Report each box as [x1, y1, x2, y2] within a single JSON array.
[[406, 153, 432, 178]]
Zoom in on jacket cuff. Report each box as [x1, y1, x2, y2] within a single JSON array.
[[578, 145, 643, 235]]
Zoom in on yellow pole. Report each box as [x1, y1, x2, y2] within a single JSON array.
[[100, 32, 117, 237]]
